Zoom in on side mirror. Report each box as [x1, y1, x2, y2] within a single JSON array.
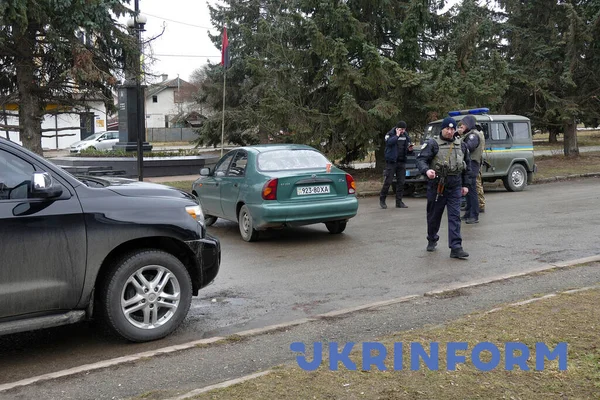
[[30, 172, 63, 199], [200, 167, 211, 176]]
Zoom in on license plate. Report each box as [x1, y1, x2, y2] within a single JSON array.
[[297, 185, 330, 195]]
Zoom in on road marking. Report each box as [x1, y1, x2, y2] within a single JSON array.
[[1, 256, 599, 393]]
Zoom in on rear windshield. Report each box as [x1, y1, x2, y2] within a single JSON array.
[[257, 149, 330, 171]]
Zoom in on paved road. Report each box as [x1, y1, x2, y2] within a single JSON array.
[[0, 178, 599, 390]]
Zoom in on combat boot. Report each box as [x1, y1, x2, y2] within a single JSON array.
[[396, 201, 408, 208], [379, 197, 387, 209], [450, 247, 469, 259]]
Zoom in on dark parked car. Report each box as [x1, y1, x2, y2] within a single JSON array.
[[0, 137, 220, 342]]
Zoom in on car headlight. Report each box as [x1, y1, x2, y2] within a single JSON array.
[[185, 204, 205, 225]]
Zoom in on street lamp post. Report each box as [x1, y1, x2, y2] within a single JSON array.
[[115, 1, 151, 180], [130, 1, 146, 181]]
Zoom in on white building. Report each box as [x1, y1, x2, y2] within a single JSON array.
[[2, 101, 108, 150], [145, 75, 199, 128]]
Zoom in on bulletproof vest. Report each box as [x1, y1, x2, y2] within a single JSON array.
[[432, 136, 465, 174], [468, 129, 485, 163]]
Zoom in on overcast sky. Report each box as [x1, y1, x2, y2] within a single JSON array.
[[138, 0, 459, 83], [139, 0, 221, 83]]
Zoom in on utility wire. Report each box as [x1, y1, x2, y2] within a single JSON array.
[[143, 12, 215, 30]]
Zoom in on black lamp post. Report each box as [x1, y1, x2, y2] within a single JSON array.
[[114, 0, 152, 180]]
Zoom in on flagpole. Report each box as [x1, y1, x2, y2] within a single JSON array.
[[221, 68, 226, 157]]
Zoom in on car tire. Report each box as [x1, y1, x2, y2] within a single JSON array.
[[325, 221, 347, 234], [204, 215, 218, 226], [98, 249, 192, 342], [503, 164, 527, 192], [238, 205, 259, 242]]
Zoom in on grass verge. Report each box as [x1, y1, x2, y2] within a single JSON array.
[[190, 287, 600, 399]]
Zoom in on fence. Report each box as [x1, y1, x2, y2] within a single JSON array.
[[147, 128, 198, 142]]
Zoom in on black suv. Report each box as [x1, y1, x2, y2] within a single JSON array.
[[0, 137, 220, 342]]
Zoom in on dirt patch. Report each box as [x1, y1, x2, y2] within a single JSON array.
[[190, 288, 600, 400]]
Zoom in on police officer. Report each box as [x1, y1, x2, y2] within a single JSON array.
[[416, 116, 471, 259], [460, 115, 485, 224], [379, 121, 413, 209]]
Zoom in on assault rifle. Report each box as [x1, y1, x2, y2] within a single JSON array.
[[435, 162, 450, 202]]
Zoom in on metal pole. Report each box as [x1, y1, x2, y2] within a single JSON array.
[[220, 70, 226, 157], [135, 0, 144, 181], [55, 114, 59, 149]]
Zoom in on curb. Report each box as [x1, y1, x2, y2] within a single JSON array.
[[1, 256, 599, 394]]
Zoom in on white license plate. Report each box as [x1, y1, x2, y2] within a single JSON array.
[[297, 185, 330, 195]]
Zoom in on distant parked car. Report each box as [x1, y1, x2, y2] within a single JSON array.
[[192, 144, 359, 241], [69, 130, 120, 153]]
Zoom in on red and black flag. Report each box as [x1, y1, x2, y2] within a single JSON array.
[[221, 26, 230, 69]]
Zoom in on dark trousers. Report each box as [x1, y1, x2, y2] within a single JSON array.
[[464, 161, 480, 220], [380, 161, 406, 203], [426, 181, 463, 249]]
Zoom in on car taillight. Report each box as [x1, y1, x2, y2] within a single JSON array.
[[346, 174, 356, 194], [262, 178, 278, 200]]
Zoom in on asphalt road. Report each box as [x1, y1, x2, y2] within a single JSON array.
[[0, 178, 599, 390]]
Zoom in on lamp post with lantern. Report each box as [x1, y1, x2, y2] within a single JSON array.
[[114, 0, 152, 180]]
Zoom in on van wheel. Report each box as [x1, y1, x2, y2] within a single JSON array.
[[503, 164, 527, 192], [99, 250, 192, 342], [238, 205, 259, 242], [325, 221, 347, 234], [204, 215, 217, 226]]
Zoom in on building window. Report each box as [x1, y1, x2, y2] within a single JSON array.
[[152, 95, 158, 103]]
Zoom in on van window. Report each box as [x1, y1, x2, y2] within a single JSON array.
[[490, 123, 509, 140], [507, 122, 530, 139]]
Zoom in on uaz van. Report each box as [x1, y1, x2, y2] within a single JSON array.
[[402, 108, 537, 192]]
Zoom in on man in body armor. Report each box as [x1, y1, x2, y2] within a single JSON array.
[[460, 115, 485, 224], [416, 117, 471, 259]]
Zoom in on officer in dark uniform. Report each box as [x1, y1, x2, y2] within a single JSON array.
[[379, 121, 413, 209], [460, 115, 485, 224], [416, 117, 471, 259]]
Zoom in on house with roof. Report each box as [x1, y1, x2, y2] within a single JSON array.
[[145, 75, 200, 128]]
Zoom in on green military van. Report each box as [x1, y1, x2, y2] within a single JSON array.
[[402, 108, 537, 192]]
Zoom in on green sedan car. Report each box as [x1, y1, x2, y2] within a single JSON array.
[[192, 144, 359, 241]]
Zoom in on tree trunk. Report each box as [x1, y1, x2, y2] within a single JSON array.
[[548, 127, 559, 143], [563, 118, 579, 157], [14, 23, 44, 155]]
